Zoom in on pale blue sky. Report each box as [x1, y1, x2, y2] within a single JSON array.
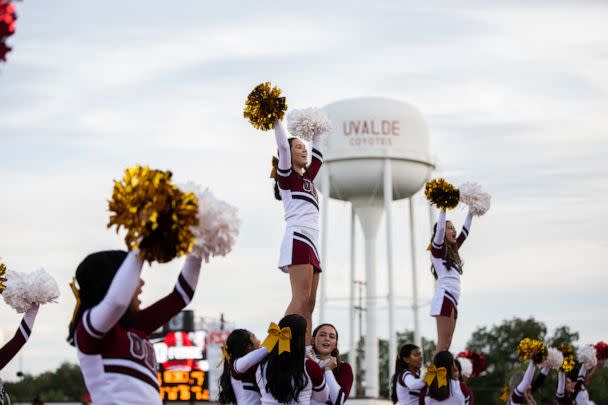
[[1, 1, 607, 379]]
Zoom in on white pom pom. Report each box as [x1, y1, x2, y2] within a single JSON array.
[[544, 347, 564, 370], [458, 357, 473, 378], [182, 183, 240, 263], [2, 268, 60, 313], [578, 345, 598, 369], [458, 182, 491, 216], [287, 108, 332, 141]]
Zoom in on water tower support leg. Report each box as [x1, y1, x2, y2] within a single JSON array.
[[383, 159, 397, 383], [319, 167, 330, 324], [409, 198, 421, 349], [348, 205, 357, 382]]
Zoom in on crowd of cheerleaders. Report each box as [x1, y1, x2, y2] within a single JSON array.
[[0, 87, 604, 405]]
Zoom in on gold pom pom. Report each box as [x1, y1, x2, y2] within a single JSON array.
[[0, 261, 7, 294], [108, 165, 199, 263], [425, 178, 460, 210], [244, 82, 287, 131], [559, 345, 575, 373], [518, 338, 548, 364]]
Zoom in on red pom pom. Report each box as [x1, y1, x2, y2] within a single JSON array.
[[0, 0, 17, 63], [457, 350, 488, 378], [595, 342, 608, 361]]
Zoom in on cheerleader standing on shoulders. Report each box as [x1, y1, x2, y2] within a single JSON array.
[[218, 329, 269, 405], [257, 314, 329, 405], [311, 324, 353, 405], [419, 351, 472, 405], [429, 208, 473, 352], [273, 120, 324, 348], [67, 250, 202, 405], [391, 344, 426, 405]]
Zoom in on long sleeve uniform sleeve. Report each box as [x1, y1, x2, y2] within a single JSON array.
[[307, 134, 324, 180], [0, 304, 38, 370], [324, 363, 353, 405], [512, 361, 535, 401], [457, 210, 473, 247], [233, 347, 269, 375], [431, 210, 446, 258]]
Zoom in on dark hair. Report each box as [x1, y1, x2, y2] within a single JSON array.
[[67, 250, 130, 345], [454, 358, 463, 382], [273, 138, 301, 201], [427, 351, 454, 401], [390, 344, 420, 404], [218, 329, 256, 404], [261, 314, 308, 403], [430, 221, 463, 279]]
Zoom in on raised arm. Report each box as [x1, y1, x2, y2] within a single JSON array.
[[0, 304, 38, 370], [512, 361, 535, 401], [132, 254, 203, 335], [274, 121, 291, 171], [85, 251, 143, 336], [233, 347, 269, 375], [307, 133, 324, 180], [431, 209, 446, 258], [555, 371, 568, 405], [457, 209, 473, 247]]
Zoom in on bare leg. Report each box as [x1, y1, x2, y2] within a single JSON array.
[[434, 310, 457, 354], [303, 272, 321, 346], [285, 264, 314, 343]]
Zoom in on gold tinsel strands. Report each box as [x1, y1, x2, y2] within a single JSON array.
[[0, 261, 7, 294], [559, 345, 575, 373], [108, 165, 199, 264], [518, 338, 548, 365], [243, 82, 287, 131], [425, 178, 460, 210]]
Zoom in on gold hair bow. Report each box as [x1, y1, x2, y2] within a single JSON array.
[[423, 364, 448, 388], [269, 156, 279, 179], [216, 343, 232, 368], [261, 322, 292, 354], [499, 386, 510, 402], [68, 277, 82, 327], [0, 262, 7, 294]]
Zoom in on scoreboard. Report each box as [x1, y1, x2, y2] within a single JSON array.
[[158, 370, 209, 401], [153, 310, 210, 402]]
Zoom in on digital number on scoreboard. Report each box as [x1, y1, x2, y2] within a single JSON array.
[[158, 370, 209, 401]]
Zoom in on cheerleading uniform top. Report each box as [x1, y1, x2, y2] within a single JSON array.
[[257, 358, 329, 405], [275, 121, 323, 231], [0, 305, 38, 405], [231, 347, 269, 405], [509, 361, 535, 404], [74, 252, 202, 405], [419, 379, 472, 405], [311, 362, 353, 405], [430, 210, 473, 303], [396, 370, 426, 405]]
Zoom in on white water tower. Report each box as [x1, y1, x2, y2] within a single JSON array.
[[317, 97, 433, 398]]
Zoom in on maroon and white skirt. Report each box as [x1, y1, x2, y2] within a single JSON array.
[[278, 226, 322, 273], [430, 288, 459, 319]]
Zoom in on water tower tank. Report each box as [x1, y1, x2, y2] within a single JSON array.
[[319, 97, 433, 200]]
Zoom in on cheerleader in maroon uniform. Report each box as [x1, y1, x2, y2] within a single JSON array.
[[218, 329, 268, 405], [555, 365, 594, 405], [391, 344, 426, 405], [272, 120, 323, 347], [311, 324, 353, 405], [0, 304, 39, 405], [256, 314, 328, 405], [67, 250, 202, 405], [429, 208, 473, 352]]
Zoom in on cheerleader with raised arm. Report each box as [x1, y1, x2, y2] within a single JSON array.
[[256, 315, 329, 405], [67, 250, 202, 405], [1, 260, 58, 405], [311, 324, 353, 405], [244, 84, 330, 349], [218, 329, 269, 405], [391, 344, 426, 405], [418, 351, 472, 405]]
